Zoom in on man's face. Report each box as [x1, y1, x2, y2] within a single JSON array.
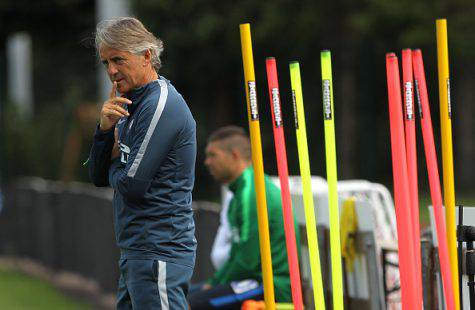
[[99, 46, 148, 94], [204, 141, 235, 184]]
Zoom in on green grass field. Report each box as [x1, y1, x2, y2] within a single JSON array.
[[0, 267, 91, 310]]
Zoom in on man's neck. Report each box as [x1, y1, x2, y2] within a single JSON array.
[[228, 162, 251, 184], [136, 69, 159, 88], [143, 69, 159, 85]]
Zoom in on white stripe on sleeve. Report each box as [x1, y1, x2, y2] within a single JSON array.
[[127, 79, 168, 177]]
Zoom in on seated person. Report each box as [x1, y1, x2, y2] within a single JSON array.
[[188, 126, 299, 309]]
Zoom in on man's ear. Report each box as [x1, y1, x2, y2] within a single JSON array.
[[230, 148, 240, 161], [143, 50, 152, 66]]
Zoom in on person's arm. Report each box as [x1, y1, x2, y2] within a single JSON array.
[[210, 196, 233, 269], [109, 87, 183, 203], [88, 126, 115, 187], [88, 82, 131, 187], [208, 191, 261, 285]]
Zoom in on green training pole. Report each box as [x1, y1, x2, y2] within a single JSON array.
[[289, 61, 326, 309], [320, 50, 344, 310]]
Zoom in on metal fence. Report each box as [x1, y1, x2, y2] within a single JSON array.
[[0, 177, 220, 294]]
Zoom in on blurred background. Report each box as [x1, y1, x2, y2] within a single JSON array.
[[0, 0, 473, 308]]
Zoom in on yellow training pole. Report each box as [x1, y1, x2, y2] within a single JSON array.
[[436, 18, 459, 310], [239, 23, 276, 310], [320, 50, 344, 310], [289, 61, 326, 309]]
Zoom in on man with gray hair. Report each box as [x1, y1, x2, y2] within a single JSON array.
[[88, 17, 197, 309]]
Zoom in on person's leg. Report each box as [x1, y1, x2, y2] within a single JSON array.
[[116, 259, 132, 310], [125, 259, 193, 310], [188, 284, 237, 309], [188, 280, 263, 309], [188, 281, 206, 295], [161, 260, 194, 309]]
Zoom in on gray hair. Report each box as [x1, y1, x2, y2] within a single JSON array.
[[95, 17, 164, 71]]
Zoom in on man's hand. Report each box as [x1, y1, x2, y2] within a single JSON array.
[[111, 127, 120, 159], [202, 283, 212, 291], [100, 82, 132, 132]]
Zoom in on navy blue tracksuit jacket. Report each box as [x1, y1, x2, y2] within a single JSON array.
[[89, 77, 197, 267]]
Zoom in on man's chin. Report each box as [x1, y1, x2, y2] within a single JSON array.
[[117, 82, 131, 94]]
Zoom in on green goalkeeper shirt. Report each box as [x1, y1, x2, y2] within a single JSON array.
[[208, 166, 300, 302]]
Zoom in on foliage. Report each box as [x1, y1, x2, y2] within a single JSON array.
[[0, 0, 473, 197], [2, 103, 67, 180], [132, 0, 475, 196]]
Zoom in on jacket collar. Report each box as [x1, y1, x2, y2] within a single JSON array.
[[125, 78, 160, 103], [228, 166, 253, 193]]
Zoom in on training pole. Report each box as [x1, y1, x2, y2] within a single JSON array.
[[385, 53, 421, 309], [402, 49, 423, 305], [265, 57, 304, 310], [289, 61, 326, 309], [320, 50, 344, 310], [239, 23, 276, 309], [436, 19, 460, 309], [413, 49, 455, 310]]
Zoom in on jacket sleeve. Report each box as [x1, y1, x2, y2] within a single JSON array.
[[88, 125, 114, 187], [208, 189, 261, 285], [108, 99, 180, 203]]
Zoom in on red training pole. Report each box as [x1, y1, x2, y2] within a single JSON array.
[[412, 49, 455, 310], [265, 57, 304, 310], [402, 49, 423, 305], [385, 53, 421, 309]]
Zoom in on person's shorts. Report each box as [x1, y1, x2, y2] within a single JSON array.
[[117, 258, 194, 310]]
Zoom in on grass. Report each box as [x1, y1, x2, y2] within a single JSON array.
[[0, 267, 91, 310]]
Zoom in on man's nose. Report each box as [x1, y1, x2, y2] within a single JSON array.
[[107, 63, 118, 76]]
